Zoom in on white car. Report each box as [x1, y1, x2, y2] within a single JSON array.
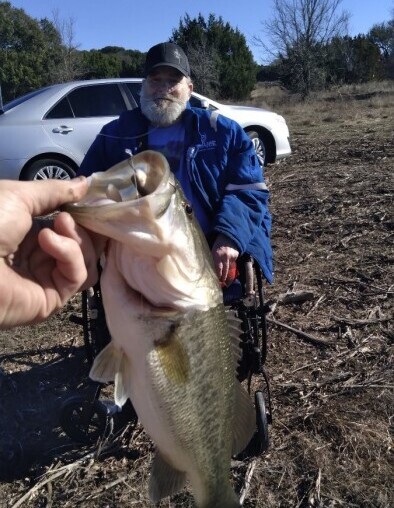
[[0, 78, 291, 180]]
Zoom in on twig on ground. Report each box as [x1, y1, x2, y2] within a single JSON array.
[[307, 468, 322, 506], [307, 295, 326, 315], [278, 290, 316, 305], [11, 452, 96, 508], [267, 318, 332, 346], [332, 316, 393, 327], [239, 459, 257, 505], [338, 383, 394, 391], [86, 475, 128, 500]]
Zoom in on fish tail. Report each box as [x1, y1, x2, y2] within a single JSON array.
[[201, 489, 241, 508]]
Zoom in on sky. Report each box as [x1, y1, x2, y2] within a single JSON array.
[[7, 0, 394, 63]]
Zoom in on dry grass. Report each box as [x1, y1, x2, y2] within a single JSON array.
[[0, 81, 393, 507]]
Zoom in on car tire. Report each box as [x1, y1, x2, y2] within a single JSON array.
[[22, 158, 76, 181], [247, 131, 266, 168]]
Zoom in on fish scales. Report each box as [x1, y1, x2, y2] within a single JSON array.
[[148, 305, 235, 503]]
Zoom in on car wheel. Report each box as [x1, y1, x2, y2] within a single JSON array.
[[247, 131, 266, 168], [22, 158, 75, 181]]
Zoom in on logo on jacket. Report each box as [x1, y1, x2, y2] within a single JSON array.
[[200, 134, 216, 149]]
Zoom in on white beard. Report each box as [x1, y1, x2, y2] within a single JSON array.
[[140, 84, 188, 127]]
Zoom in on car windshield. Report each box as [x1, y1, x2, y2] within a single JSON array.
[[2, 87, 50, 113]]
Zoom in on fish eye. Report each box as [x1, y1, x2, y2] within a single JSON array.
[[184, 203, 193, 216]]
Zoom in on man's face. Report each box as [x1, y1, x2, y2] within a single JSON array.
[[140, 67, 193, 127]]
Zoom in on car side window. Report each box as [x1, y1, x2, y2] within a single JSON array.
[[46, 96, 74, 118], [124, 83, 142, 107], [46, 84, 127, 119]]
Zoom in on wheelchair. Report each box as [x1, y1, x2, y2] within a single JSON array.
[[60, 255, 272, 456]]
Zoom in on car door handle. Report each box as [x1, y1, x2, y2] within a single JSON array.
[[52, 126, 74, 134]]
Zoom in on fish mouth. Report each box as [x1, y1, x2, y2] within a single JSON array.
[[63, 151, 179, 249], [66, 151, 174, 209]]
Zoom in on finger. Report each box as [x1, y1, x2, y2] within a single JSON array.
[[55, 212, 106, 257], [17, 177, 88, 218], [220, 258, 230, 284], [216, 260, 223, 282], [38, 227, 87, 302], [54, 212, 100, 288]]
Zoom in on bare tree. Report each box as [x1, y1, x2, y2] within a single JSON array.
[[51, 8, 82, 82], [185, 38, 220, 97], [254, 0, 350, 95]]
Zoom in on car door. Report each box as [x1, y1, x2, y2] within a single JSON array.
[[41, 83, 132, 165]]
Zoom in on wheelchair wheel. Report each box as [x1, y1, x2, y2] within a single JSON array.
[[60, 396, 114, 444], [254, 390, 269, 453]]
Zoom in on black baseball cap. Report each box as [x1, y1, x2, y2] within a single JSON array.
[[144, 42, 190, 77]]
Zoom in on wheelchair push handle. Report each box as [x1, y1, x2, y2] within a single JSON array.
[[244, 258, 255, 296]]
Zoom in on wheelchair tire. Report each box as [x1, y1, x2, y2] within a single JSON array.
[[255, 390, 269, 453], [60, 396, 114, 444]]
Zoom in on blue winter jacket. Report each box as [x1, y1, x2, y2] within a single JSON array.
[[78, 105, 273, 283]]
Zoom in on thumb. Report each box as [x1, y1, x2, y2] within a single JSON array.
[[17, 177, 88, 217]]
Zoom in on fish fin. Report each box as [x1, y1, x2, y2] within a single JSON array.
[[232, 382, 256, 456], [149, 451, 186, 503], [155, 329, 190, 384], [201, 492, 241, 508], [90, 344, 131, 407], [114, 353, 132, 407], [89, 342, 122, 383]]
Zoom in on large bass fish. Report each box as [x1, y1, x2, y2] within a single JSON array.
[[65, 150, 255, 507]]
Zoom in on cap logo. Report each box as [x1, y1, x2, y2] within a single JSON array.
[[144, 42, 189, 77], [173, 48, 181, 63]]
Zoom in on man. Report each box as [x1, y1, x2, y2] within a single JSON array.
[[0, 178, 97, 329], [78, 42, 273, 287]]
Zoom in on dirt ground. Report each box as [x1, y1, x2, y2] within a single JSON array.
[[0, 81, 393, 507]]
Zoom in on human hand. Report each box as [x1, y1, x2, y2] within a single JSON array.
[[0, 178, 98, 329], [211, 233, 239, 287]]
